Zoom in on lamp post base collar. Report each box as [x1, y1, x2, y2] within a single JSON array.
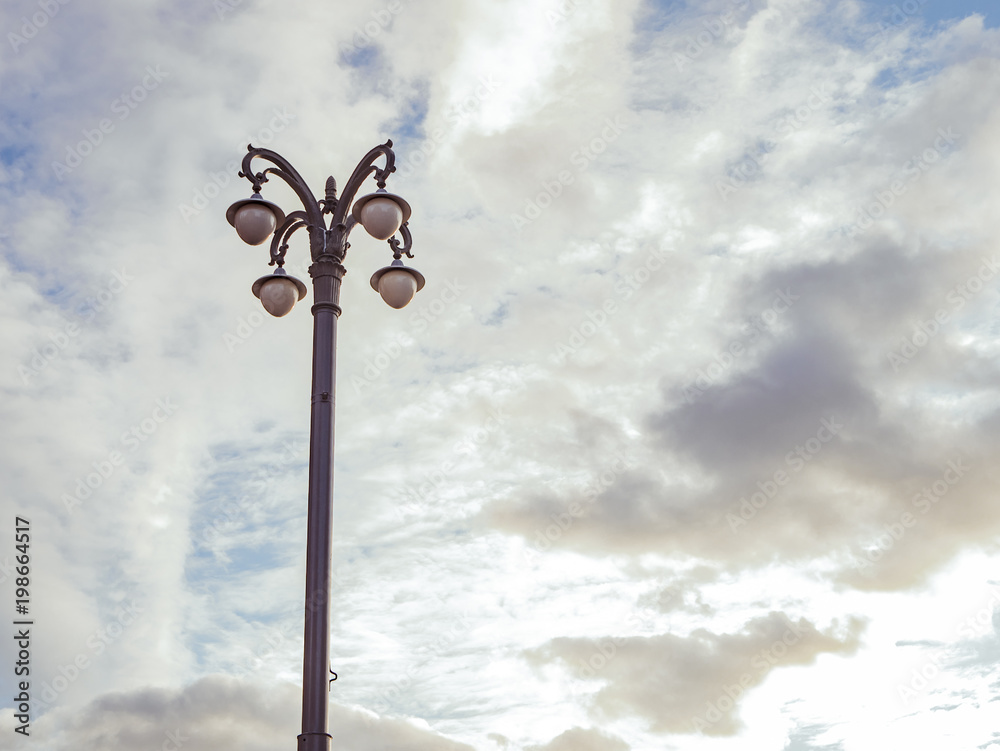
[[297, 731, 332, 751]]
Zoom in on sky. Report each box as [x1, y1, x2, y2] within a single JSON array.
[[1, 0, 1000, 749]]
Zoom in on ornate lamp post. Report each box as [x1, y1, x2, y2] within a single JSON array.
[[225, 140, 424, 751]]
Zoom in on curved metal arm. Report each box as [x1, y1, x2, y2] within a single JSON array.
[[388, 221, 413, 259], [269, 211, 310, 267], [237, 140, 400, 263], [239, 145, 325, 233], [327, 140, 397, 229]]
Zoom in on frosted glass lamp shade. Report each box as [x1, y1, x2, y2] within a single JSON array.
[[259, 278, 299, 316], [377, 269, 418, 308], [251, 269, 308, 317], [359, 197, 403, 241], [352, 190, 412, 241], [226, 194, 286, 246], [370, 261, 425, 309], [235, 204, 277, 245]]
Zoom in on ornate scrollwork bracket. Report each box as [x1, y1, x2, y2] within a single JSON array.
[[236, 140, 401, 265]]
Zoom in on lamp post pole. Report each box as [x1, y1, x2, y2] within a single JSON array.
[[226, 140, 425, 751]]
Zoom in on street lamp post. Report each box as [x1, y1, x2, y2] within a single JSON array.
[[225, 140, 425, 751]]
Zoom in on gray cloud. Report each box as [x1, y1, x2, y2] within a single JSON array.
[[526, 726, 630, 751], [488, 239, 1000, 590], [0, 677, 474, 751], [525, 612, 863, 736]]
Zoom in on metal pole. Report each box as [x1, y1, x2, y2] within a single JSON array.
[[228, 142, 418, 751], [298, 257, 345, 751]]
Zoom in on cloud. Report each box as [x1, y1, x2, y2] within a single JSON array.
[[525, 612, 863, 736], [527, 726, 630, 751], [487, 238, 1000, 591], [0, 676, 474, 751]]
